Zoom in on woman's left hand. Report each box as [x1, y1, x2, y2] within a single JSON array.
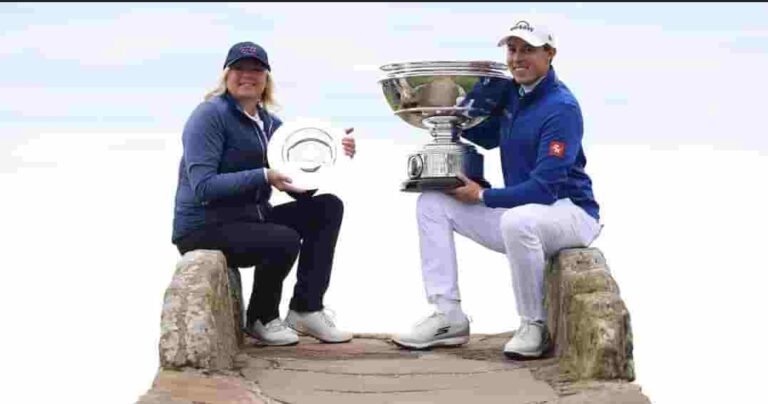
[[342, 127, 356, 158]]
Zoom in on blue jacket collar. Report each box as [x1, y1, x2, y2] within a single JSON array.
[[222, 91, 272, 131], [513, 67, 558, 101], [222, 91, 269, 118]]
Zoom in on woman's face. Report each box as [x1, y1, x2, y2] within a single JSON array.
[[505, 37, 555, 85], [226, 58, 268, 102]]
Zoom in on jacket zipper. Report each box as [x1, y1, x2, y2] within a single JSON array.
[[249, 112, 269, 222]]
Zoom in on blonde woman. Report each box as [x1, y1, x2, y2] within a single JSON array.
[[172, 42, 356, 346]]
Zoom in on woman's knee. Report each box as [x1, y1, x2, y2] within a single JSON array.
[[247, 226, 302, 260], [280, 227, 302, 254], [314, 193, 344, 222]]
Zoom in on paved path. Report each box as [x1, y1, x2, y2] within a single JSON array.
[[138, 333, 651, 404]]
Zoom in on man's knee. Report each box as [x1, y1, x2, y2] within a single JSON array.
[[416, 191, 451, 218]]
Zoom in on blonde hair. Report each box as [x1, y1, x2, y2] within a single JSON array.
[[204, 67, 278, 110]]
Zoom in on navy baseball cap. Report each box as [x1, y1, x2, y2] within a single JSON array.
[[223, 41, 271, 71]]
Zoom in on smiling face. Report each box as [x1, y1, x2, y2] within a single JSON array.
[[505, 37, 556, 85], [225, 58, 268, 103]]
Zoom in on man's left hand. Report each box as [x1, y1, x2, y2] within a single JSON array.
[[447, 173, 482, 204]]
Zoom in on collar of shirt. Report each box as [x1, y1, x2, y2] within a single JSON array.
[[521, 74, 546, 95], [222, 91, 268, 131], [245, 109, 265, 131]]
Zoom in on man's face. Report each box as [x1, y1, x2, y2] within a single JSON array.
[[505, 37, 556, 85]]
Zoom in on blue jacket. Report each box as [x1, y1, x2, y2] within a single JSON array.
[[172, 92, 282, 243], [462, 68, 600, 220]]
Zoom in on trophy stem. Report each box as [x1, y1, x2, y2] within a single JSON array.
[[424, 116, 464, 144]]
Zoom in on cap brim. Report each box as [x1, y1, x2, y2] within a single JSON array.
[[497, 31, 547, 47], [225, 56, 271, 71]]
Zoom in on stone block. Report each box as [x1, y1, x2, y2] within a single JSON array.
[[159, 250, 239, 370], [546, 247, 635, 381]]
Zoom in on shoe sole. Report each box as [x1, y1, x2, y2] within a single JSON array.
[[242, 327, 300, 346], [288, 325, 353, 344], [391, 335, 470, 350], [503, 349, 544, 360], [503, 335, 551, 360], [503, 340, 551, 360], [261, 340, 300, 346]]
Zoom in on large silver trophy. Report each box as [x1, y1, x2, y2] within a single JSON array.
[[379, 61, 511, 192]]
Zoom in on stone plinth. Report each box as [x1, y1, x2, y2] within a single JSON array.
[[546, 247, 635, 381], [159, 250, 240, 371]]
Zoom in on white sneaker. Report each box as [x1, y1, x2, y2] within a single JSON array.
[[285, 309, 353, 343], [503, 319, 549, 359], [245, 318, 299, 346], [392, 312, 470, 349]]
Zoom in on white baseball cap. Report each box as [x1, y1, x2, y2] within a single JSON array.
[[497, 20, 557, 48]]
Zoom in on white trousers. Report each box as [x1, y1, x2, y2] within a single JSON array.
[[416, 192, 602, 322]]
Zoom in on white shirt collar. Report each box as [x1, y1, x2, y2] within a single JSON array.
[[245, 109, 264, 131], [521, 74, 546, 94]]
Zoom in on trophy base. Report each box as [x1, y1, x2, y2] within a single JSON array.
[[400, 177, 491, 193], [401, 177, 462, 192]]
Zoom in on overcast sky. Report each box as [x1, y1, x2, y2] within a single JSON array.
[[3, 2, 768, 150], [2, 3, 767, 404]]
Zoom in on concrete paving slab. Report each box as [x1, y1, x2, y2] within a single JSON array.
[[140, 334, 652, 404], [240, 336, 557, 404], [244, 356, 516, 374], [244, 364, 556, 404], [137, 369, 265, 404]]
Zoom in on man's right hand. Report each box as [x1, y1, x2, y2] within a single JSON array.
[[267, 169, 306, 193]]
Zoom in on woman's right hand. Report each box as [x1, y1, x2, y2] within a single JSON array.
[[267, 169, 306, 193]]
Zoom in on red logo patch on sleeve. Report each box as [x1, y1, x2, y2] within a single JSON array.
[[548, 141, 566, 158]]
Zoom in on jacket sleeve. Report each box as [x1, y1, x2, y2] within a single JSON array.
[[461, 114, 501, 150], [483, 103, 583, 208], [182, 102, 268, 204], [459, 78, 511, 150]]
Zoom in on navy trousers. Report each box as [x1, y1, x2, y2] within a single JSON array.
[[175, 193, 344, 326]]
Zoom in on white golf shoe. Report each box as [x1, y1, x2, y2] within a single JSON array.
[[285, 309, 354, 343], [245, 318, 299, 346], [392, 312, 470, 349], [503, 319, 550, 359]]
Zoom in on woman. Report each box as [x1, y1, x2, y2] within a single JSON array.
[[171, 41, 356, 346]]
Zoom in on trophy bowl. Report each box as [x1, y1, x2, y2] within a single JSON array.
[[379, 61, 511, 192]]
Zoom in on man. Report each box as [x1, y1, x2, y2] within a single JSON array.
[[392, 21, 602, 359]]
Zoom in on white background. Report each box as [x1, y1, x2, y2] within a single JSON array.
[[2, 3, 767, 404]]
